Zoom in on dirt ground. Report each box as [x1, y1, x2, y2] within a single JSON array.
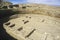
[[3, 14, 60, 40]]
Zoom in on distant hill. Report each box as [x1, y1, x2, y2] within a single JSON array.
[[10, 4, 60, 18], [0, 3, 60, 18]]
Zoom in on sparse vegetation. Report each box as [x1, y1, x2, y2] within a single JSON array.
[[0, 0, 12, 9], [22, 6, 26, 9], [0, 4, 60, 18]]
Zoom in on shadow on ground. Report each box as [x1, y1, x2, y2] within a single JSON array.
[[0, 9, 17, 40]]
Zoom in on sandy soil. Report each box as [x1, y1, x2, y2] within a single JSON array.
[[3, 14, 60, 40]]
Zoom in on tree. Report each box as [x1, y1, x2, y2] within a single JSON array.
[[0, 0, 3, 3], [0, 0, 3, 8], [0, 0, 13, 8]]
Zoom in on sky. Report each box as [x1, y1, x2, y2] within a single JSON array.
[[9, 0, 60, 6]]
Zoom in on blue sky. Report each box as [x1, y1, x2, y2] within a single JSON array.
[[9, 0, 60, 6], [9, 0, 27, 4]]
